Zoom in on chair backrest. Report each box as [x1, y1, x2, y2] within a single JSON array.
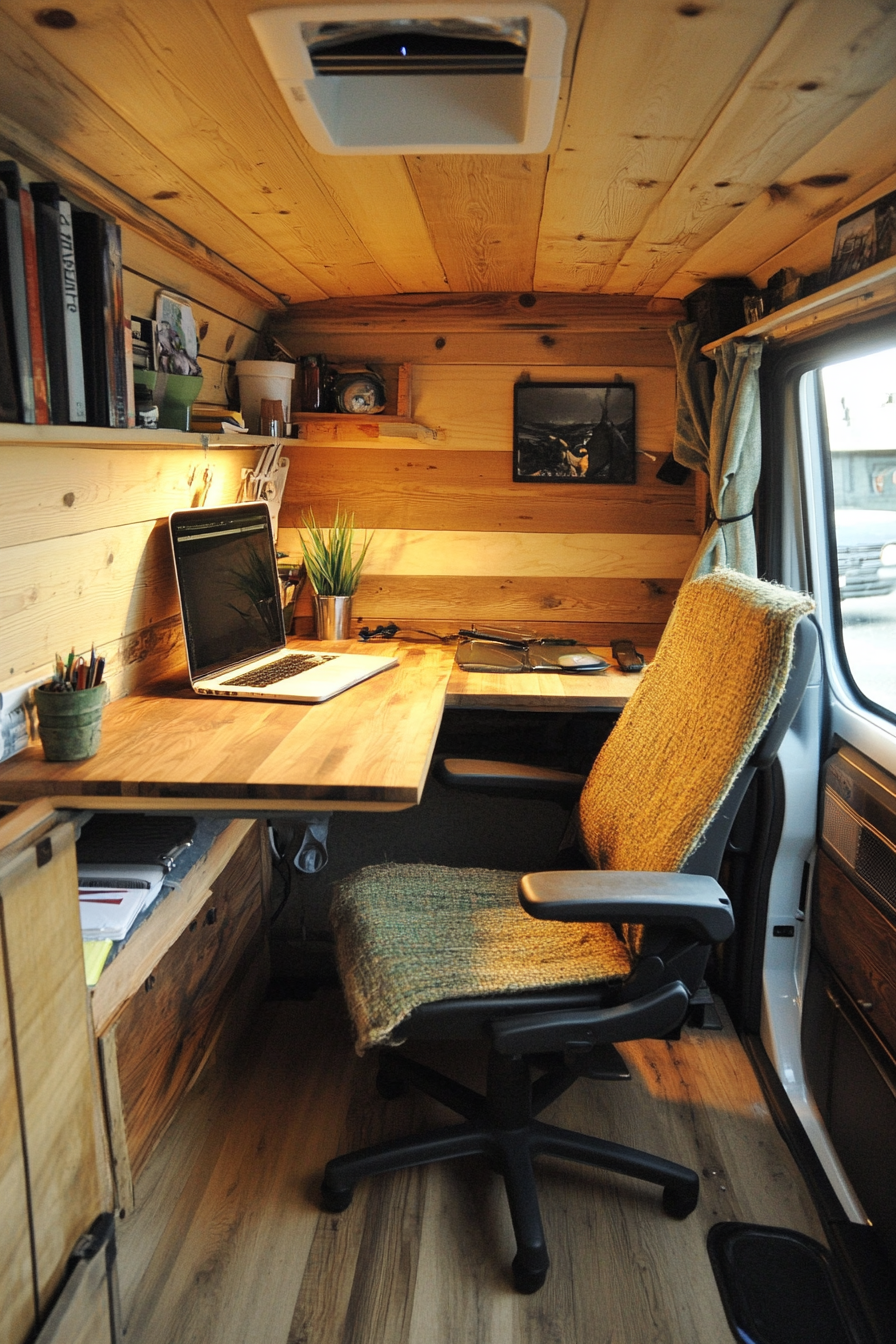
[[577, 570, 815, 875]]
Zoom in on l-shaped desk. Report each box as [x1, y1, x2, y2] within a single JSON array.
[[0, 641, 644, 814]]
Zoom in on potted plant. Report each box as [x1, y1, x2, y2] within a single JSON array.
[[299, 507, 371, 639]]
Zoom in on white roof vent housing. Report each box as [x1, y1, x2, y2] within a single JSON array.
[[249, 4, 566, 154]]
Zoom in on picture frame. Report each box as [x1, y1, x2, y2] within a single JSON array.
[[513, 381, 636, 483], [830, 188, 896, 285]]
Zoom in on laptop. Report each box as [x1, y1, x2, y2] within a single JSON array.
[[169, 502, 397, 702]]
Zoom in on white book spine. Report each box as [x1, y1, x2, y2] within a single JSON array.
[[0, 706, 29, 761], [57, 199, 87, 423]]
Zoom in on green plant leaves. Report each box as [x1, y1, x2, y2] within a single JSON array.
[[298, 507, 371, 596]]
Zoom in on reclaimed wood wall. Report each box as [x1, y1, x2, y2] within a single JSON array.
[[0, 430, 262, 701], [274, 294, 699, 647], [0, 219, 270, 702]]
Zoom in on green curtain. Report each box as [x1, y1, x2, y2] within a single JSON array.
[[669, 321, 763, 579]]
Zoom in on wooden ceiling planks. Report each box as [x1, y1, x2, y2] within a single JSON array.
[[0, 12, 315, 305], [750, 166, 896, 290], [0, 0, 894, 303], [208, 0, 452, 296], [658, 75, 896, 299], [607, 0, 896, 295], [534, 0, 791, 292], [406, 155, 548, 292], [0, 0, 399, 297]]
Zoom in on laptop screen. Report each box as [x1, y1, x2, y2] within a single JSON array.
[[169, 503, 285, 679]]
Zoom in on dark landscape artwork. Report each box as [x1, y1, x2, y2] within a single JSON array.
[[513, 382, 637, 483]]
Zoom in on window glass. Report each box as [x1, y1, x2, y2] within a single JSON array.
[[819, 346, 896, 717]]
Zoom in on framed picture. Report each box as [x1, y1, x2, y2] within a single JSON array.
[[830, 189, 896, 285], [513, 381, 636, 483]]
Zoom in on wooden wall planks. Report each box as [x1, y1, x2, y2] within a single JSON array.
[[279, 297, 695, 644], [282, 447, 694, 534], [0, 439, 258, 697]]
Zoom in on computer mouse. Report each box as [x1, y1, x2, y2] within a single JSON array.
[[557, 651, 605, 668]]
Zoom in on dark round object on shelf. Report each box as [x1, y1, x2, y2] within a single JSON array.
[[333, 372, 386, 414]]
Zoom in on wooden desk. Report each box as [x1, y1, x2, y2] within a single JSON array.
[[447, 647, 646, 711], [0, 643, 643, 814]]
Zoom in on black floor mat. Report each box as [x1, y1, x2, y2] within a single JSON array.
[[707, 1223, 867, 1344]]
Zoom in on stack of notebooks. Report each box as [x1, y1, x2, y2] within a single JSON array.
[[78, 868, 168, 942], [0, 160, 130, 428], [77, 814, 196, 983]]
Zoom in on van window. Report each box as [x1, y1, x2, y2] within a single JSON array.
[[815, 345, 896, 718]]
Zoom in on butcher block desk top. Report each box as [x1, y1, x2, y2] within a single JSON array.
[[446, 650, 646, 711], [0, 643, 643, 814]]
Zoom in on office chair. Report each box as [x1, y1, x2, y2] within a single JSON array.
[[321, 570, 817, 1293]]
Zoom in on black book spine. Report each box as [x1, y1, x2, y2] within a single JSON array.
[[71, 208, 110, 427], [0, 163, 36, 423], [0, 287, 17, 420], [32, 195, 70, 425], [103, 220, 128, 429]]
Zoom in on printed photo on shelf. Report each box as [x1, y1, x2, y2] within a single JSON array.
[[155, 291, 201, 376], [513, 381, 636, 483], [830, 188, 896, 285]]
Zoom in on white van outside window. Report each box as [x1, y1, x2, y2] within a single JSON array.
[[818, 346, 896, 721]]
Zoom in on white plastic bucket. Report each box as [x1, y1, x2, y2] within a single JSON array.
[[236, 360, 296, 434]]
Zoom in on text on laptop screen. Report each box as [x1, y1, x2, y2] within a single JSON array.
[[170, 505, 284, 678]]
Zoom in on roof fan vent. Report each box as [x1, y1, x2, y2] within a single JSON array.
[[249, 4, 566, 154]]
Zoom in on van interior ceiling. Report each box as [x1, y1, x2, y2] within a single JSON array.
[[1, 2, 896, 1342]]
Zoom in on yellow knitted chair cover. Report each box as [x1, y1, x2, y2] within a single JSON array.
[[577, 569, 813, 873], [332, 570, 813, 1052]]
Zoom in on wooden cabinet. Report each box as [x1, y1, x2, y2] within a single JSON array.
[[0, 800, 114, 1344], [813, 849, 896, 1062], [95, 821, 271, 1202]]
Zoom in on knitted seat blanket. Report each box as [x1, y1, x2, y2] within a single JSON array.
[[331, 864, 632, 1052], [333, 571, 813, 1052]]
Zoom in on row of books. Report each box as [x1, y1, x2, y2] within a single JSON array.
[[0, 161, 131, 427]]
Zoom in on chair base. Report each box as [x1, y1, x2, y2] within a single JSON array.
[[321, 1048, 700, 1293]]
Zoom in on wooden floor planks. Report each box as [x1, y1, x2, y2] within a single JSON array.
[[118, 990, 824, 1344]]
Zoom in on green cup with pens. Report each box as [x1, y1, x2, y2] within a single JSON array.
[[35, 647, 108, 762]]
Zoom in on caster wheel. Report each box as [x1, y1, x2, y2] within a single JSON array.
[[511, 1253, 549, 1294], [662, 1178, 699, 1220], [320, 1182, 354, 1213]]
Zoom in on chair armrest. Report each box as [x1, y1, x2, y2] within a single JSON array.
[[518, 871, 734, 943], [436, 758, 586, 796], [490, 982, 691, 1055]]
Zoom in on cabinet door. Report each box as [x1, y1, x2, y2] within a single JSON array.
[[0, 818, 111, 1312], [0, 937, 34, 1344]]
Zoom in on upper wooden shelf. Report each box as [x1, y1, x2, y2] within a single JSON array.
[[701, 255, 896, 354], [288, 362, 444, 440], [0, 424, 280, 450], [289, 411, 443, 442]]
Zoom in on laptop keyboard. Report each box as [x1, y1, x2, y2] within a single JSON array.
[[221, 652, 337, 688]]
